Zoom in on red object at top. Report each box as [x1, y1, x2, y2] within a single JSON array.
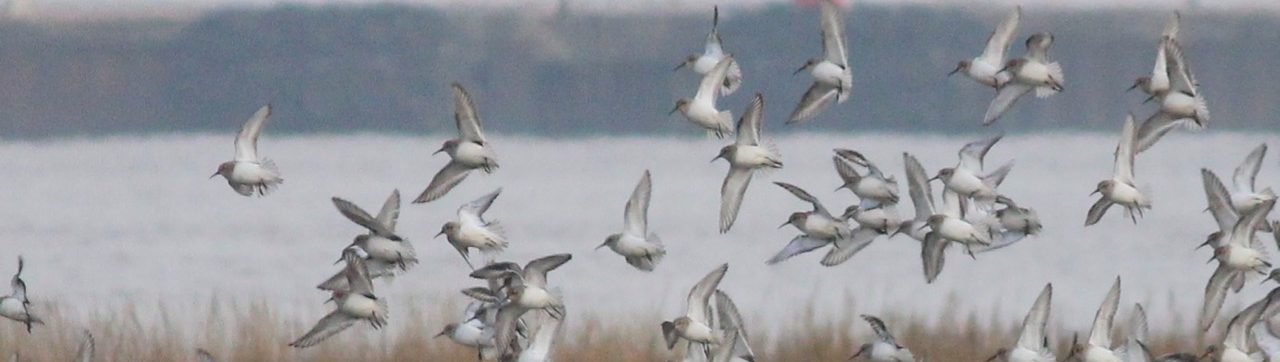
[[794, 0, 847, 7]]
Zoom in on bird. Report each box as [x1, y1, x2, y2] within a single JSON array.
[[983, 33, 1064, 125], [1085, 115, 1150, 226], [788, 0, 852, 124], [1128, 12, 1179, 99], [195, 348, 217, 362], [1135, 39, 1209, 154], [709, 290, 755, 362], [713, 94, 782, 233], [290, 249, 389, 348], [437, 295, 501, 360], [482, 254, 573, 358], [769, 181, 878, 266], [662, 264, 729, 355], [0, 257, 40, 333], [415, 83, 499, 203], [676, 6, 742, 96], [1252, 316, 1280, 361], [1228, 144, 1276, 220], [209, 104, 283, 196], [1074, 277, 1124, 362], [932, 134, 1013, 209], [849, 314, 916, 362], [318, 190, 410, 291], [597, 170, 667, 271], [834, 149, 900, 209], [515, 311, 564, 362], [74, 330, 93, 362], [1201, 199, 1275, 331], [920, 188, 995, 283], [949, 5, 1021, 88], [672, 56, 736, 138], [897, 152, 936, 242], [987, 283, 1055, 362], [970, 195, 1043, 254], [1202, 287, 1280, 362], [439, 188, 508, 270]]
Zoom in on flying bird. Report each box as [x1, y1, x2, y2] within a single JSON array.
[[0, 257, 40, 333], [598, 170, 667, 271], [210, 105, 283, 196], [987, 284, 1056, 362], [662, 264, 729, 355], [676, 6, 743, 96], [713, 94, 782, 233], [849, 314, 916, 362], [439, 189, 508, 270], [788, 0, 852, 123], [672, 57, 737, 138], [950, 6, 1021, 88], [983, 33, 1065, 125], [1085, 115, 1150, 226], [1135, 39, 1209, 154], [415, 83, 499, 203], [290, 250, 389, 348]]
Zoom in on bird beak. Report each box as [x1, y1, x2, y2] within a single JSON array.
[[947, 65, 962, 76], [928, 174, 940, 182], [1126, 83, 1139, 92], [916, 224, 929, 232], [1141, 95, 1156, 104], [710, 155, 723, 163], [434, 330, 448, 338], [1090, 189, 1100, 196], [208, 172, 219, 179], [1206, 255, 1216, 264], [435, 230, 445, 238], [594, 242, 608, 251], [793, 61, 810, 75], [668, 104, 680, 116], [778, 221, 790, 229], [432, 147, 445, 155], [673, 62, 687, 71]]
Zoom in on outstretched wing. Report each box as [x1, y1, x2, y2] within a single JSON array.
[[234, 105, 271, 162], [735, 94, 764, 146], [774, 182, 831, 219], [1016, 284, 1053, 353], [375, 189, 401, 233], [686, 264, 729, 325], [624, 170, 653, 237], [523, 253, 573, 289], [289, 311, 358, 348], [452, 83, 487, 144], [977, 6, 1021, 66], [332, 197, 402, 241], [819, 0, 848, 66], [1233, 144, 1266, 193]]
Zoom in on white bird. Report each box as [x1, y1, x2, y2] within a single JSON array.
[[1074, 277, 1123, 362], [971, 195, 1042, 254], [1135, 39, 1209, 154], [1229, 144, 1276, 220], [0, 257, 40, 333], [788, 0, 852, 124], [663, 264, 729, 354], [933, 134, 1013, 208], [1128, 12, 1179, 99], [598, 170, 666, 271], [769, 182, 878, 266], [709, 290, 755, 362], [209, 105, 283, 196], [290, 250, 389, 348], [318, 191, 410, 291], [949, 5, 1020, 88], [850, 314, 916, 362], [484, 254, 572, 358], [74, 330, 93, 362], [676, 6, 742, 96], [516, 312, 564, 362], [713, 94, 782, 233], [672, 57, 736, 138], [983, 33, 1064, 125], [1085, 115, 1150, 226], [834, 149, 900, 207], [1117, 304, 1148, 362], [988, 283, 1055, 362], [1203, 288, 1280, 362], [439, 189, 508, 270], [921, 188, 995, 283], [1201, 199, 1275, 331], [897, 152, 935, 242], [415, 83, 499, 203]]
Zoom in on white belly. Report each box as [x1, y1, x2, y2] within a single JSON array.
[[947, 169, 985, 196], [0, 298, 26, 321], [1106, 181, 1144, 206], [452, 321, 493, 347], [854, 209, 899, 231], [802, 217, 843, 240], [1016, 61, 1051, 84], [518, 287, 555, 309], [229, 162, 276, 184], [812, 61, 846, 87], [1225, 245, 1265, 270], [453, 142, 491, 167], [1082, 347, 1122, 362], [939, 218, 982, 244], [681, 321, 718, 344], [340, 294, 380, 318], [730, 145, 776, 169], [610, 234, 660, 257], [967, 59, 1002, 87], [1220, 349, 1255, 362], [685, 100, 722, 130], [693, 55, 721, 74], [362, 236, 415, 262], [1231, 193, 1266, 214], [1009, 347, 1053, 362], [457, 223, 499, 249], [1160, 92, 1197, 118], [855, 178, 895, 201]]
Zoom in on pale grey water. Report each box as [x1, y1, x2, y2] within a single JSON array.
[[0, 131, 1276, 336]]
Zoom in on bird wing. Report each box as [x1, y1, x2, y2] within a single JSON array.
[[774, 182, 832, 219], [375, 189, 401, 233], [1164, 39, 1196, 96], [493, 304, 528, 358], [686, 264, 729, 325], [289, 311, 358, 348], [1233, 144, 1266, 193], [1087, 277, 1122, 348], [703, 6, 724, 57], [959, 134, 1003, 172], [1162, 11, 1181, 40], [623, 170, 653, 237], [766, 235, 830, 265], [1114, 114, 1137, 185], [1149, 38, 1170, 93], [10, 257, 25, 303], [983, 82, 1031, 125], [719, 167, 755, 233], [821, 227, 879, 267], [332, 197, 402, 241], [1202, 169, 1239, 233], [695, 57, 735, 104], [344, 252, 376, 297], [522, 254, 572, 289], [1024, 33, 1054, 63], [233, 105, 271, 162], [1229, 200, 1274, 248], [1016, 284, 1053, 353], [74, 331, 94, 362], [819, 0, 848, 66], [1200, 265, 1236, 331], [921, 232, 948, 283], [452, 83, 486, 144], [1253, 322, 1280, 360], [460, 188, 503, 222], [735, 94, 764, 146], [787, 82, 840, 124], [903, 153, 935, 221], [978, 6, 1021, 66], [861, 314, 898, 346], [414, 160, 473, 204]]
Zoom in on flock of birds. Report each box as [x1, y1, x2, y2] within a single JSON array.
[[0, 1, 1273, 361]]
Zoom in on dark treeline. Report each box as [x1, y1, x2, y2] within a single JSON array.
[[0, 4, 1277, 138]]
